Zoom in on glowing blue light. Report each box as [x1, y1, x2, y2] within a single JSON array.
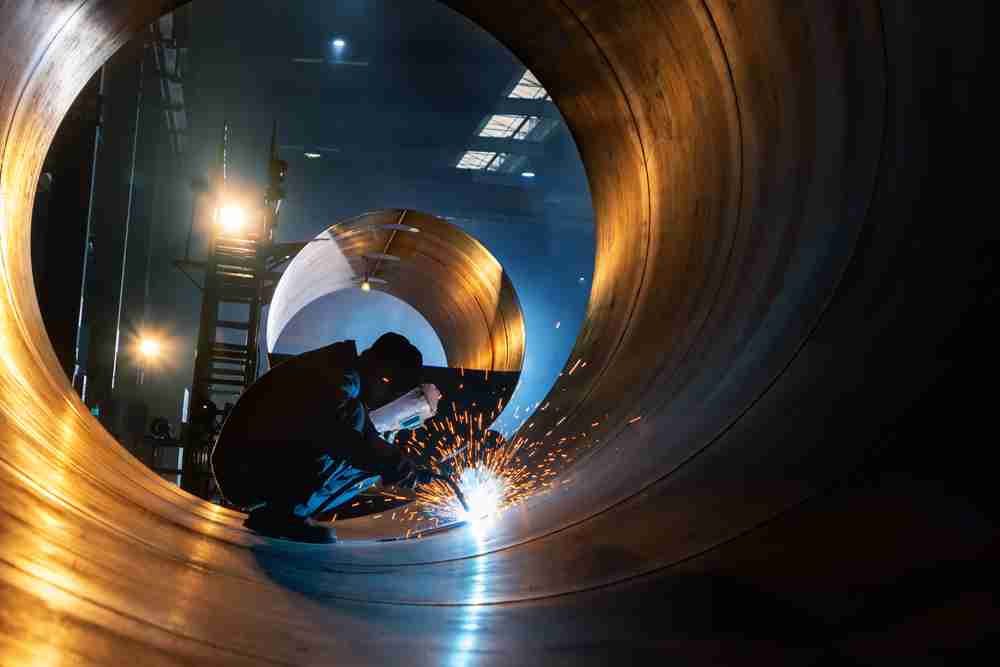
[[451, 519, 489, 667], [332, 38, 346, 49], [455, 467, 504, 529], [521, 171, 536, 178]]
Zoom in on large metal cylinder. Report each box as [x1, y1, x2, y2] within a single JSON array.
[[0, 1, 987, 664], [267, 209, 526, 373]]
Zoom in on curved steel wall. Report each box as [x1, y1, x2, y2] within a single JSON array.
[[0, 1, 988, 663], [267, 209, 526, 373]]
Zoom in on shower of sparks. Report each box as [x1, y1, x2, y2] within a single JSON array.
[[381, 369, 641, 536], [452, 467, 505, 525], [386, 390, 573, 531]]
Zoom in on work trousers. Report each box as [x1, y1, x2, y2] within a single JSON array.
[[218, 442, 380, 518]]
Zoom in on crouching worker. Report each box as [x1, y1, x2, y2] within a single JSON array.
[[211, 332, 436, 543]]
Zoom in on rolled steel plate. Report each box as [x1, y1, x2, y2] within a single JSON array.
[[0, 1, 989, 664]]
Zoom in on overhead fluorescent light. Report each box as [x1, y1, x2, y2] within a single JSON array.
[[456, 150, 497, 170], [508, 70, 549, 100], [477, 114, 544, 141], [521, 171, 536, 178], [479, 114, 527, 138], [303, 152, 321, 159]]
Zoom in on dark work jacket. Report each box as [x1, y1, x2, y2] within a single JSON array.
[[210, 340, 404, 512]]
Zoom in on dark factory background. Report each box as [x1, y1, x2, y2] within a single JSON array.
[[30, 1, 594, 485]]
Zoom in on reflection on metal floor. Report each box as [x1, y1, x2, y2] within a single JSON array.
[[0, 1, 990, 664]]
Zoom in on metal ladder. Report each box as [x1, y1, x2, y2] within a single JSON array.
[[178, 121, 285, 501]]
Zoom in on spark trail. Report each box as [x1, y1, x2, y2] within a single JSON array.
[[383, 361, 629, 534]]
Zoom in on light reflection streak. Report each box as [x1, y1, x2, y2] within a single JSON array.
[[450, 530, 488, 667]]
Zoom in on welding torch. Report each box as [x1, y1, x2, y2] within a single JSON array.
[[396, 444, 470, 514], [428, 471, 470, 514]]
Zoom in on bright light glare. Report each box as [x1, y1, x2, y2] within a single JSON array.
[[332, 38, 346, 49], [455, 466, 504, 527], [139, 338, 161, 359], [360, 280, 372, 292], [218, 204, 246, 233], [521, 171, 536, 178], [304, 152, 321, 159]]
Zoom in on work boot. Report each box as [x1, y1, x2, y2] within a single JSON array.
[[244, 506, 337, 544]]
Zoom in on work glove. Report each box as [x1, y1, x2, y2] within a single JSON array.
[[389, 457, 436, 490], [435, 458, 456, 479]]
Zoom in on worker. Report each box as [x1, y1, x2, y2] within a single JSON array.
[[211, 332, 435, 543]]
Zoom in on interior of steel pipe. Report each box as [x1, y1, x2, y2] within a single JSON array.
[[266, 209, 525, 374], [0, 1, 988, 663]]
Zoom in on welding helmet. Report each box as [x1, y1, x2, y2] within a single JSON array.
[[362, 332, 423, 397]]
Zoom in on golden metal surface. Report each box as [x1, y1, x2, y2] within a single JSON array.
[[268, 209, 525, 373], [0, 1, 987, 664]]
